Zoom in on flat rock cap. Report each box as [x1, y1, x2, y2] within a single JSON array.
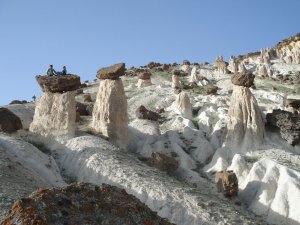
[[139, 72, 152, 80], [96, 63, 125, 80], [231, 72, 255, 87], [36, 75, 81, 93]]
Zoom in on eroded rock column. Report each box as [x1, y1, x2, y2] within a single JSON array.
[[92, 63, 129, 148], [29, 75, 80, 136], [225, 72, 265, 153], [136, 72, 153, 88]]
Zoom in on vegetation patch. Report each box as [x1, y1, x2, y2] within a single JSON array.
[[27, 140, 51, 155]]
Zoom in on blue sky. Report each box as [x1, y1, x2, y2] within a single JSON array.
[[0, 0, 299, 105]]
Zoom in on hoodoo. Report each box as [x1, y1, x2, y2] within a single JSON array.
[[92, 63, 129, 148], [29, 75, 80, 136], [225, 72, 265, 153]]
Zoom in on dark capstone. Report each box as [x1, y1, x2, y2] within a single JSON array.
[[266, 109, 300, 145], [139, 72, 152, 80], [216, 170, 238, 198], [36, 75, 81, 93], [136, 105, 160, 121], [205, 85, 218, 95], [231, 72, 255, 87], [0, 108, 22, 133], [172, 70, 181, 76], [182, 60, 190, 65], [96, 63, 125, 80]]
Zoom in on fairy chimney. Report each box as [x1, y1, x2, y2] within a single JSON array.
[[172, 70, 181, 88], [215, 56, 227, 74], [29, 75, 81, 136], [136, 72, 153, 88], [171, 88, 192, 119], [225, 72, 265, 153], [92, 63, 129, 148]]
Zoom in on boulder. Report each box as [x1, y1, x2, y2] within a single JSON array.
[[215, 170, 238, 197], [91, 78, 129, 148], [36, 75, 81, 93], [225, 85, 265, 153], [151, 152, 179, 173], [1, 183, 174, 225], [0, 108, 22, 133], [76, 102, 90, 116], [83, 94, 92, 102], [205, 85, 218, 95], [215, 56, 227, 74], [29, 91, 76, 136], [231, 72, 255, 87], [138, 72, 152, 80], [96, 63, 125, 80], [266, 109, 300, 145], [135, 105, 160, 121], [182, 59, 191, 65], [172, 69, 181, 76]]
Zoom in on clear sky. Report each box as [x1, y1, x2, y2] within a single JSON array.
[[0, 0, 299, 105]]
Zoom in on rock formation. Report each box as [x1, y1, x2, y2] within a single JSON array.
[[0, 108, 22, 133], [228, 56, 238, 73], [215, 56, 227, 74], [136, 72, 153, 88], [36, 75, 80, 92], [189, 67, 198, 83], [92, 63, 129, 148], [172, 70, 181, 88], [30, 75, 80, 136], [171, 89, 192, 119], [275, 33, 300, 64], [238, 63, 247, 73], [151, 152, 179, 173], [136, 105, 160, 121], [260, 48, 271, 64], [215, 170, 238, 197], [225, 72, 265, 153], [266, 109, 300, 145], [2, 183, 174, 225], [255, 64, 269, 77]]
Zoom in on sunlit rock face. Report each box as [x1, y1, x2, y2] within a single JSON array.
[[29, 91, 77, 136], [171, 90, 192, 119], [225, 72, 264, 153], [92, 63, 129, 148], [275, 33, 300, 64], [30, 75, 79, 136], [215, 56, 227, 74]]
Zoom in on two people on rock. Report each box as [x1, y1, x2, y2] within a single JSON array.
[[47, 65, 67, 76]]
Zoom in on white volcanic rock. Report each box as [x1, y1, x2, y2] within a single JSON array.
[[136, 78, 153, 88], [238, 63, 247, 73], [29, 91, 76, 136], [189, 67, 198, 83], [215, 56, 227, 74], [224, 85, 265, 154], [172, 75, 181, 88], [255, 64, 269, 77], [239, 158, 300, 225], [171, 91, 192, 119], [260, 48, 271, 64], [5, 103, 35, 130], [0, 134, 65, 220], [277, 36, 300, 64], [228, 56, 238, 73], [227, 154, 249, 185], [91, 78, 129, 148], [55, 135, 260, 225]]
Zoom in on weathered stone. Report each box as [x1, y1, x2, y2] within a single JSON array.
[[76, 102, 90, 116], [91, 78, 129, 148], [139, 72, 152, 80], [83, 94, 92, 102], [171, 91, 192, 119], [225, 85, 265, 153], [172, 75, 181, 89], [96, 63, 125, 80], [36, 75, 81, 93], [215, 170, 238, 197], [136, 78, 153, 88], [29, 91, 76, 136], [172, 70, 181, 76], [1, 183, 174, 225], [215, 56, 227, 74], [0, 108, 22, 133], [136, 105, 160, 121], [151, 152, 179, 173], [205, 85, 218, 95], [231, 72, 255, 87], [266, 109, 300, 145]]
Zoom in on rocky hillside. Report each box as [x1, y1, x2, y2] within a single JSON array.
[[2, 183, 174, 225], [0, 33, 300, 225]]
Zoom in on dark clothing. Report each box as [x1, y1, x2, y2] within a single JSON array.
[[61, 68, 67, 75], [47, 67, 57, 76]]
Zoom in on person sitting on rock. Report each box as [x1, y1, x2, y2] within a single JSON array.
[[47, 65, 57, 76], [61, 66, 67, 75]]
